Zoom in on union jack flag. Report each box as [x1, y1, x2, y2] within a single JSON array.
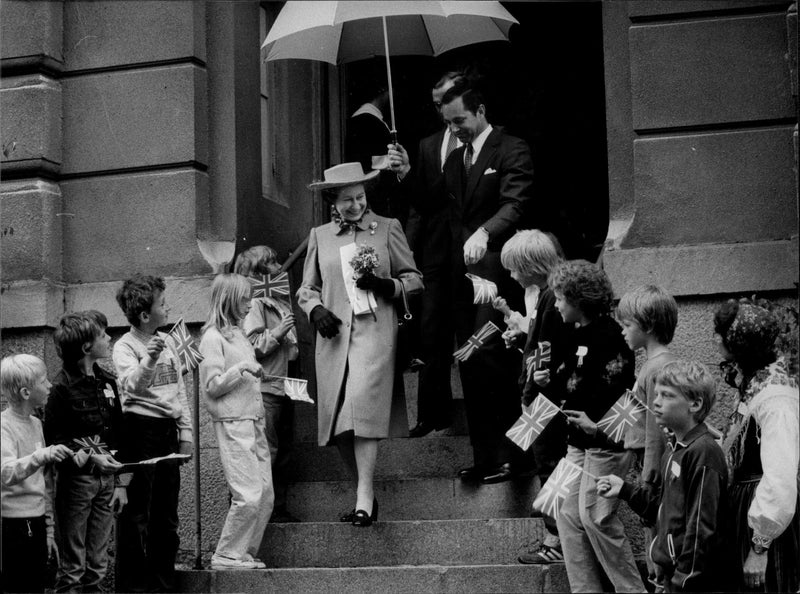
[[505, 395, 561, 451], [453, 322, 500, 362], [532, 457, 582, 518], [596, 389, 646, 443], [283, 377, 314, 404], [250, 272, 290, 299], [465, 273, 498, 305], [72, 435, 110, 455], [167, 318, 204, 372], [526, 341, 552, 380]]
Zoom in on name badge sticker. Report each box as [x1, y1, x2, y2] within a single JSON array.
[[103, 384, 116, 403], [737, 401, 749, 417], [576, 346, 588, 367], [670, 461, 681, 479]]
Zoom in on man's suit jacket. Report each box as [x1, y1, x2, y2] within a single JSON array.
[[405, 130, 451, 271], [442, 127, 534, 283]]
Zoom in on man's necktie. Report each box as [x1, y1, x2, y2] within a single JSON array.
[[444, 132, 458, 163], [463, 142, 474, 177]]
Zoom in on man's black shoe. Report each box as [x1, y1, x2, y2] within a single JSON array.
[[482, 463, 514, 484], [409, 420, 450, 438], [457, 466, 484, 482]]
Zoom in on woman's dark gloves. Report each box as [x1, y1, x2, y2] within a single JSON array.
[[310, 305, 342, 338], [355, 273, 395, 297]]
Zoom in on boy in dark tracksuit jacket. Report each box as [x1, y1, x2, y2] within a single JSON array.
[[598, 360, 733, 592]]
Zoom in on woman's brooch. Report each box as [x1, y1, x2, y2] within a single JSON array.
[[369, 221, 378, 235]]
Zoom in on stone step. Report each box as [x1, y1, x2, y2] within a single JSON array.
[[286, 476, 539, 522], [287, 435, 476, 482], [257, 518, 545, 569], [177, 562, 569, 594]]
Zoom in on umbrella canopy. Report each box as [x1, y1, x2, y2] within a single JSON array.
[[262, 1, 518, 64], [261, 1, 518, 133]]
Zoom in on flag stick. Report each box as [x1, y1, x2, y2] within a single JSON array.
[[192, 366, 202, 570]]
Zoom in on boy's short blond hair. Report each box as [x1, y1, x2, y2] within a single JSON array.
[[500, 230, 563, 279], [655, 360, 716, 422], [1, 354, 47, 405], [616, 285, 678, 345], [234, 245, 278, 277]]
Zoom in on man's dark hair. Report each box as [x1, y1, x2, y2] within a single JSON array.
[[116, 274, 166, 327], [441, 77, 485, 114]]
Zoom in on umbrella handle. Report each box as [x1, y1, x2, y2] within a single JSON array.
[[390, 130, 398, 145]]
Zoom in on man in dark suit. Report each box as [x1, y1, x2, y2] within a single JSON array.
[[391, 79, 534, 484], [403, 71, 464, 438], [345, 82, 408, 226]]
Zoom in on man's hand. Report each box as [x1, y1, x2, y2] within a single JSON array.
[[597, 474, 623, 498], [110, 487, 128, 514], [90, 453, 123, 474], [563, 409, 598, 436], [146, 335, 166, 361], [463, 228, 488, 265], [178, 440, 193, 464], [387, 143, 410, 179]]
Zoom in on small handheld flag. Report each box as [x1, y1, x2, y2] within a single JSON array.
[[506, 395, 561, 451], [453, 322, 500, 362], [596, 389, 646, 443], [168, 318, 204, 372], [250, 272, 290, 299], [72, 435, 110, 456], [526, 341, 552, 380], [283, 377, 314, 404], [465, 273, 498, 305], [532, 457, 583, 518]]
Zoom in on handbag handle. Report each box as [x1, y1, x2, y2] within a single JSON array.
[[398, 281, 412, 322]]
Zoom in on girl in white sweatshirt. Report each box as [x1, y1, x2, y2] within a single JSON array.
[[200, 273, 273, 570]]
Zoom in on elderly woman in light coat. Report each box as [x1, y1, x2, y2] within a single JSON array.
[[297, 162, 423, 527]]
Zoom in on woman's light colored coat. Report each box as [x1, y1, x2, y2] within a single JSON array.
[[297, 211, 422, 445]]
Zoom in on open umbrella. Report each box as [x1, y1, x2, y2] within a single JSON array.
[[261, 1, 518, 139]]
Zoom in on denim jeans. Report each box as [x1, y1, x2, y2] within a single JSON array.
[[213, 419, 273, 561], [556, 446, 645, 593], [115, 414, 180, 593], [55, 471, 115, 592], [1, 516, 48, 593]]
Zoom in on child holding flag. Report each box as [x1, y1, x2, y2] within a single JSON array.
[[234, 245, 300, 523], [199, 273, 272, 569], [112, 274, 193, 592], [546, 260, 644, 593], [495, 229, 572, 564], [597, 360, 732, 592], [44, 310, 128, 592]]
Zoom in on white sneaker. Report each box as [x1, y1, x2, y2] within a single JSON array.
[[242, 553, 267, 569], [210, 554, 260, 570]]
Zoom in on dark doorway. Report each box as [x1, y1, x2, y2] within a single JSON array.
[[341, 1, 608, 262]]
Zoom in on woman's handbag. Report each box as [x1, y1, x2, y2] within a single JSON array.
[[396, 282, 423, 371]]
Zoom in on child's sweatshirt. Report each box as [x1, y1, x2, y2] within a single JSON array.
[[112, 326, 192, 443], [242, 296, 298, 396], [1, 409, 55, 539], [199, 325, 264, 422], [551, 314, 635, 450]]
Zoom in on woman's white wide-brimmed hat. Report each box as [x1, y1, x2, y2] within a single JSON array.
[[308, 162, 380, 190]]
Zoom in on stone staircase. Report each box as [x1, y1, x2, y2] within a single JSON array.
[[177, 372, 570, 593]]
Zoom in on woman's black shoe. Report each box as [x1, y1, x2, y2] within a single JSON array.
[[352, 498, 378, 527], [340, 509, 356, 522]]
